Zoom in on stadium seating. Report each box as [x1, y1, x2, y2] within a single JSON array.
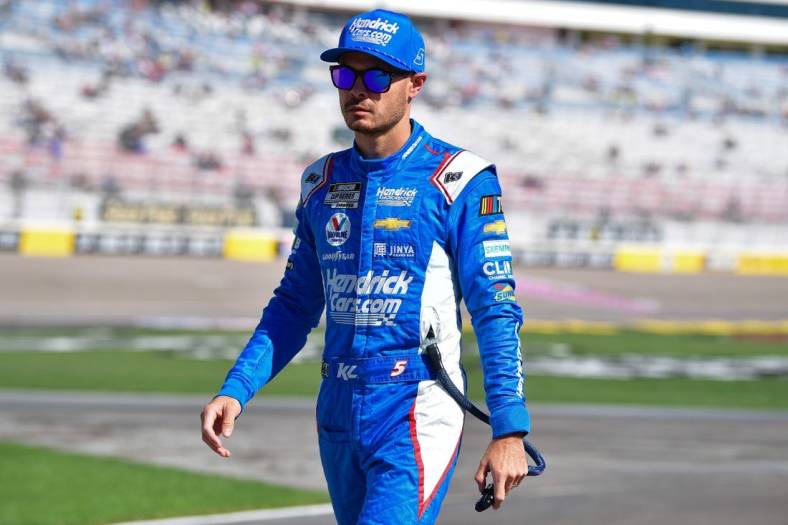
[[1, 0, 786, 227]]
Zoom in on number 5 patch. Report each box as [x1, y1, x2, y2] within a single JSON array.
[[390, 360, 408, 377]]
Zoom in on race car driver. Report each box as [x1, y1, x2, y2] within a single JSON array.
[[201, 9, 530, 524]]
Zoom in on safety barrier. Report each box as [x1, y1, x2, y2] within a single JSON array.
[[18, 227, 76, 257], [222, 230, 279, 262], [2, 225, 787, 278], [613, 246, 706, 274], [736, 252, 788, 276]]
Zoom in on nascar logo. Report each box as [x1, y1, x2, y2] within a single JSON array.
[[479, 194, 503, 216]]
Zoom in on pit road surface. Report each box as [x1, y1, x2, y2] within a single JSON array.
[[3, 254, 788, 326], [1, 391, 787, 525]]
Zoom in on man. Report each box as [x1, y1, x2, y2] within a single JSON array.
[[201, 9, 530, 524]]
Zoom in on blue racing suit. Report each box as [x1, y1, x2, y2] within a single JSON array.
[[217, 119, 529, 525]]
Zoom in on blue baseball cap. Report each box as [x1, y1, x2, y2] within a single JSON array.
[[320, 9, 425, 73]]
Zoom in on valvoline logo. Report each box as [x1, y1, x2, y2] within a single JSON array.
[[326, 213, 351, 247]]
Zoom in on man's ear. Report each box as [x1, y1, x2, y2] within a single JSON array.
[[408, 73, 427, 102]]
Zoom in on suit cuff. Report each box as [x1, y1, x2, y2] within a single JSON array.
[[215, 383, 249, 414], [490, 401, 530, 439]]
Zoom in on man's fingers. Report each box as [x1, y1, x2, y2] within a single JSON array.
[[492, 470, 507, 510], [201, 406, 231, 456], [216, 400, 240, 438], [201, 409, 219, 441], [201, 433, 231, 457], [474, 460, 489, 492], [202, 422, 222, 451], [504, 475, 515, 494], [221, 412, 235, 438]]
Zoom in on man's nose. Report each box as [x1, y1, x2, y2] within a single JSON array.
[[349, 74, 367, 97]]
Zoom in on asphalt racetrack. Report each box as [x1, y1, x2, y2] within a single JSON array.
[[3, 253, 788, 326], [2, 254, 788, 524], [1, 391, 787, 525]]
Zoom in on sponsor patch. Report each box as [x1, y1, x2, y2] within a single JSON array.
[[305, 172, 320, 184], [373, 242, 415, 258], [291, 236, 301, 251], [483, 220, 507, 236], [326, 213, 351, 247], [483, 239, 511, 258], [322, 251, 355, 262], [493, 283, 515, 301], [443, 171, 463, 183], [373, 217, 411, 231], [483, 260, 513, 279], [324, 182, 361, 209], [285, 258, 294, 271], [325, 269, 412, 326], [479, 194, 503, 216], [376, 187, 417, 207]]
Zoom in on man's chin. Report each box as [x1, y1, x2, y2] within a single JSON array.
[[347, 120, 380, 134]]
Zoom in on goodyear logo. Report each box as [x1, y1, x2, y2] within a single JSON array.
[[483, 220, 507, 235], [373, 218, 411, 231]]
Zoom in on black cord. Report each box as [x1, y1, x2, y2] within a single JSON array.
[[424, 329, 546, 512]]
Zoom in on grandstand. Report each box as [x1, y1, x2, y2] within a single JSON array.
[[0, 0, 786, 261]]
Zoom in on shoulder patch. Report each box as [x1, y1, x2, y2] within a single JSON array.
[[300, 154, 333, 205], [429, 150, 493, 204]]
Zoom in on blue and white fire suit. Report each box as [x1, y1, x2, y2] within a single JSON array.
[[217, 119, 529, 525]]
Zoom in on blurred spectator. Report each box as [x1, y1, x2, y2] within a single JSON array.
[[241, 131, 256, 156], [172, 133, 189, 153], [4, 58, 28, 84], [194, 152, 223, 171], [118, 108, 159, 154], [18, 98, 55, 145], [9, 169, 28, 219]]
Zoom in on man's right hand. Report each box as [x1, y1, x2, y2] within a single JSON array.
[[200, 396, 242, 458]]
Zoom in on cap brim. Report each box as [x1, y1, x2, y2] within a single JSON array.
[[320, 47, 410, 72]]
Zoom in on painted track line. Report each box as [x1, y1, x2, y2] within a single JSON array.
[[111, 504, 334, 525]]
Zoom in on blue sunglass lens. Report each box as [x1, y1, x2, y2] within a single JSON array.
[[332, 67, 356, 90], [362, 69, 391, 93]]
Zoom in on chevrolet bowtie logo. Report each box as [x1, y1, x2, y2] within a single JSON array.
[[483, 220, 507, 235], [373, 218, 412, 231]]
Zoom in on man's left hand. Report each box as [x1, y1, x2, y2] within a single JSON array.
[[474, 433, 527, 510]]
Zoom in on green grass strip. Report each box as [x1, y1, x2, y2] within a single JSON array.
[[1, 350, 786, 410], [520, 330, 788, 358], [0, 350, 317, 396], [0, 441, 328, 525], [475, 374, 788, 410]]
